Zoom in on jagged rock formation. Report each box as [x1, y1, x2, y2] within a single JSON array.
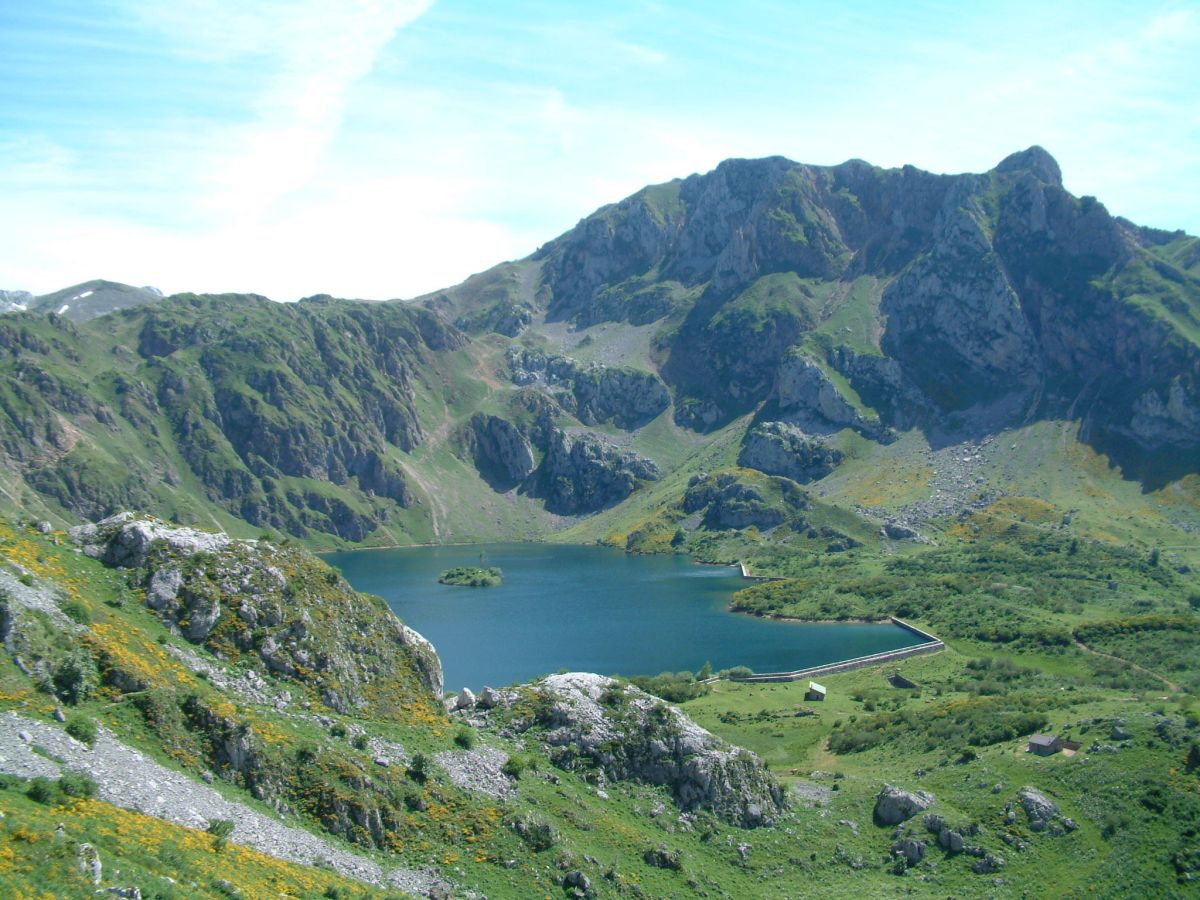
[[0, 147, 1197, 542], [738, 421, 844, 483], [534, 429, 659, 514], [461, 413, 536, 486], [428, 147, 1200, 476], [471, 672, 784, 827], [507, 348, 670, 429], [69, 513, 444, 707]]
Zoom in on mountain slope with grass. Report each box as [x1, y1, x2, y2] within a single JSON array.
[[0, 148, 1196, 558], [1, 511, 1198, 898]]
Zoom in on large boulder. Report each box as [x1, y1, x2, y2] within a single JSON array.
[[486, 672, 784, 827], [874, 785, 935, 825]]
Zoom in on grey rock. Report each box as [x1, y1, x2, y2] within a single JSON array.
[[76, 842, 102, 885], [972, 853, 1006, 874], [892, 837, 926, 865], [503, 673, 784, 827], [70, 512, 232, 568], [1110, 725, 1131, 741], [777, 352, 875, 432], [938, 827, 965, 853], [874, 785, 934, 825], [1018, 786, 1058, 830], [454, 688, 477, 711], [463, 414, 535, 484], [146, 567, 183, 611], [535, 429, 659, 514], [738, 421, 843, 483]]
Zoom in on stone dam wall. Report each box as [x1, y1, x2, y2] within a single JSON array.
[[723, 617, 945, 684]]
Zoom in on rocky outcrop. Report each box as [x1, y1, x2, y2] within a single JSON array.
[[507, 348, 670, 429], [462, 414, 536, 485], [777, 352, 885, 437], [68, 513, 445, 711], [1126, 377, 1200, 449], [569, 366, 670, 429], [483, 673, 784, 827], [71, 511, 232, 568], [534, 430, 659, 514], [1014, 786, 1075, 835], [682, 471, 806, 530], [738, 421, 843, 483], [874, 785, 934, 825]]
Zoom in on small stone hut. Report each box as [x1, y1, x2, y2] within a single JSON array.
[[1027, 734, 1061, 756], [804, 681, 826, 701]]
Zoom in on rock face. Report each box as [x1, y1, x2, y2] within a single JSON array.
[[68, 513, 444, 709], [777, 354, 871, 431], [874, 785, 934, 825], [534, 430, 659, 514], [570, 366, 671, 429], [71, 511, 232, 568], [738, 421, 844, 483], [0, 295, 461, 541], [487, 673, 784, 827], [682, 471, 806, 530], [507, 348, 671, 429], [462, 414, 536, 485], [431, 146, 1200, 475]]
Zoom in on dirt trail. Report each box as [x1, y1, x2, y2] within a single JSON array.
[[1073, 639, 1181, 693]]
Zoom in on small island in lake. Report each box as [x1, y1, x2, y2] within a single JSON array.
[[438, 566, 503, 587]]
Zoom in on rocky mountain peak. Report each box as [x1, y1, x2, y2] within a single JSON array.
[[993, 145, 1062, 186]]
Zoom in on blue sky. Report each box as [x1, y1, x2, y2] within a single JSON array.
[[1, 0, 1197, 300]]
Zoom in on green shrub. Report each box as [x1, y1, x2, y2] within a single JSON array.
[[58, 771, 98, 798], [207, 818, 235, 852], [52, 654, 98, 705], [501, 754, 528, 779], [61, 600, 91, 625], [65, 714, 98, 747], [407, 752, 430, 783], [453, 726, 476, 749], [26, 776, 58, 804]]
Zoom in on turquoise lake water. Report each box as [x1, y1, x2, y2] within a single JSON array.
[[324, 543, 929, 692]]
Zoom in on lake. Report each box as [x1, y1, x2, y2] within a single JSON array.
[[324, 543, 929, 692]]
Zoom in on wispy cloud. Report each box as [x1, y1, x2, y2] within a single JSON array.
[[0, 1, 1197, 300], [126, 0, 434, 218]]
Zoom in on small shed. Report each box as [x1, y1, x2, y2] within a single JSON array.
[[888, 671, 918, 689], [1027, 734, 1061, 756], [804, 681, 826, 701]]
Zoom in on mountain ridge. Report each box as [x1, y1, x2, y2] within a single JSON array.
[[0, 147, 1196, 550]]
